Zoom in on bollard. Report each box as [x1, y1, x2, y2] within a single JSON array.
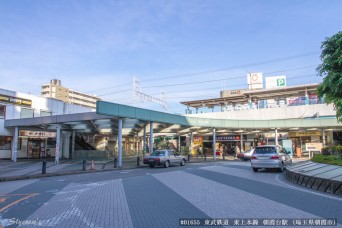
[[204, 153, 207, 161], [114, 157, 118, 168], [187, 154, 190, 162], [137, 156, 140, 166], [82, 160, 86, 171], [42, 160, 47, 174]]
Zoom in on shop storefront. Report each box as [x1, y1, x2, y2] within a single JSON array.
[[288, 131, 328, 157], [19, 130, 56, 159], [202, 135, 249, 155]]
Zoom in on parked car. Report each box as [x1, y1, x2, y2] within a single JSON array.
[[143, 149, 187, 168], [250, 145, 292, 172], [237, 148, 255, 161]]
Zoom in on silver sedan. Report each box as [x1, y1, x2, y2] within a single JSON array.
[[143, 150, 187, 168], [250, 145, 292, 172]]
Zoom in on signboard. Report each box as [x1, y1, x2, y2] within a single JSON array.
[[305, 143, 323, 151], [265, 76, 287, 89], [19, 130, 56, 138], [220, 90, 243, 97], [216, 135, 247, 141], [0, 94, 32, 107], [288, 131, 322, 137], [247, 73, 263, 90]]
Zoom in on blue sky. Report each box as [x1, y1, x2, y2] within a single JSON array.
[[1, 0, 342, 114]]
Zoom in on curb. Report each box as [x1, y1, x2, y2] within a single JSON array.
[[286, 162, 342, 195], [0, 159, 236, 182], [0, 166, 148, 182]]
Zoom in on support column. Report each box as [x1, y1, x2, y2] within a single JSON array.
[[12, 126, 18, 162], [118, 118, 123, 167], [178, 135, 181, 153], [143, 125, 147, 157], [275, 128, 278, 146], [240, 132, 243, 152], [213, 127, 216, 160], [248, 96, 252, 109], [71, 130, 75, 160], [149, 121, 153, 154], [189, 131, 193, 154], [55, 124, 61, 165], [322, 129, 326, 146]]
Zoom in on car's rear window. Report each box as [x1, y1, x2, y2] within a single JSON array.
[[151, 151, 166, 156], [255, 147, 277, 154]]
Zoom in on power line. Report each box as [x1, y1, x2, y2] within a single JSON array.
[[140, 66, 317, 90], [141, 52, 319, 82], [103, 74, 321, 104], [81, 52, 318, 93]]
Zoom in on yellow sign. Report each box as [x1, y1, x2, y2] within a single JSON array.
[[289, 131, 321, 137]]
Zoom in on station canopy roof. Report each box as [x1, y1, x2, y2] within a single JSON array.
[[5, 97, 342, 138], [180, 84, 320, 109]]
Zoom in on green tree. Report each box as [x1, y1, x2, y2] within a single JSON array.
[[317, 31, 342, 121]]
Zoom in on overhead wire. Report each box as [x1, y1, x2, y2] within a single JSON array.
[[81, 52, 318, 93]]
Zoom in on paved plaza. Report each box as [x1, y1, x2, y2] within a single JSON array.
[[0, 160, 341, 228]]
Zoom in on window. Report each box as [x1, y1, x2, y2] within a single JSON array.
[[255, 146, 277, 154], [0, 105, 5, 119], [47, 138, 56, 148], [0, 136, 12, 150], [20, 108, 34, 118], [40, 110, 52, 117]]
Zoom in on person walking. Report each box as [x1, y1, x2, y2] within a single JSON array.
[[234, 145, 240, 158], [197, 146, 203, 158]]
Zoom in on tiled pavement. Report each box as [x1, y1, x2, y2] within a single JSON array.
[[0, 161, 341, 228]]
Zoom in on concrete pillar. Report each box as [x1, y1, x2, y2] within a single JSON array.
[[149, 121, 153, 154], [240, 132, 243, 152], [143, 125, 147, 157], [118, 118, 123, 167], [189, 131, 193, 155], [178, 135, 181, 153], [213, 127, 216, 160], [71, 130, 75, 159], [55, 124, 61, 164], [12, 126, 18, 162], [275, 128, 278, 146], [322, 129, 326, 146], [248, 97, 252, 109]]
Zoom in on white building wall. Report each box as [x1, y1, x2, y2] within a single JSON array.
[[1, 88, 94, 160], [187, 104, 335, 120]]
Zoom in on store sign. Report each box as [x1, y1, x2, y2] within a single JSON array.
[[265, 76, 287, 89], [19, 130, 56, 138], [216, 135, 247, 141], [247, 73, 263, 90], [0, 94, 32, 107], [305, 143, 323, 151], [221, 90, 243, 97], [193, 136, 203, 143], [289, 131, 322, 137]]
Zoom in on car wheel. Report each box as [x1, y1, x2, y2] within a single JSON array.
[[149, 164, 154, 168], [164, 160, 170, 168], [180, 159, 185, 166], [253, 168, 258, 172], [278, 163, 284, 172]]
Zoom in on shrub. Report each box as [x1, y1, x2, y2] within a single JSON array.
[[321, 145, 333, 155]]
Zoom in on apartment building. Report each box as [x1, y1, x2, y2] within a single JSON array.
[[41, 79, 100, 110]]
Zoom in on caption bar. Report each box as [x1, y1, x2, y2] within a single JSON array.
[[179, 218, 337, 226]]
